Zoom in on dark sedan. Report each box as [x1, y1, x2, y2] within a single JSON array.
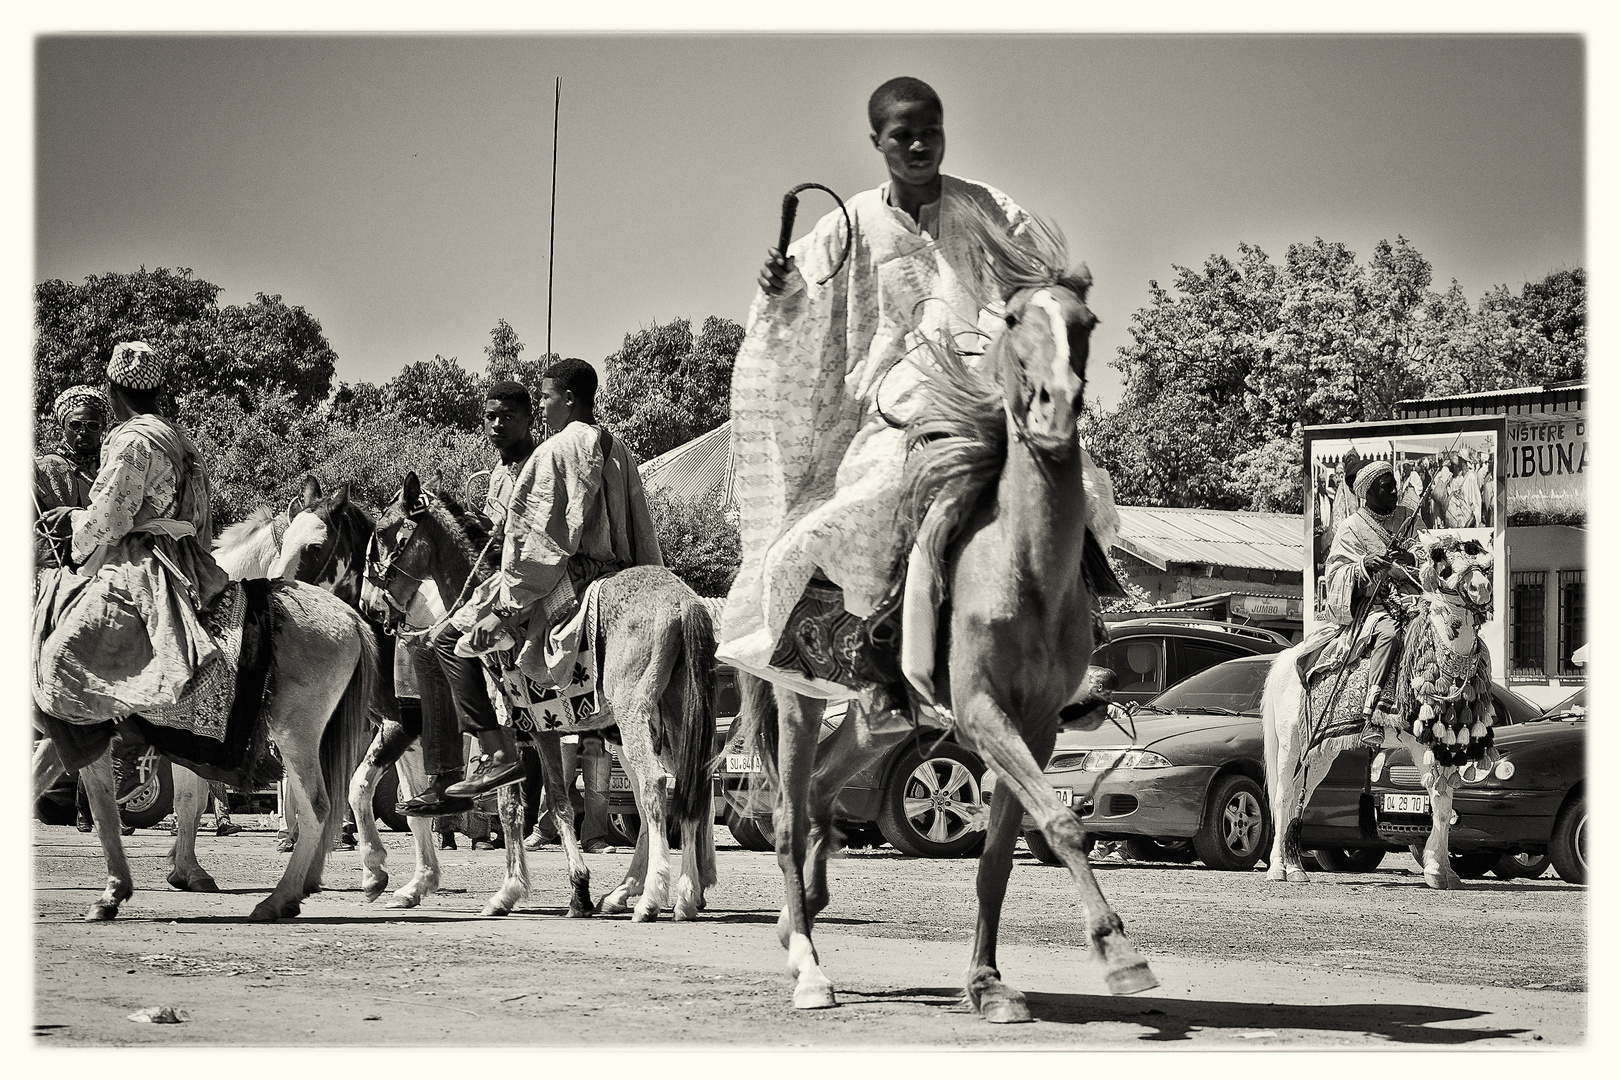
[[1371, 687, 1585, 883]]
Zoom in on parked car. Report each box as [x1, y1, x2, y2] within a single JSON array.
[[722, 618, 1291, 859], [1371, 686, 1585, 883], [1001, 654, 1546, 873]]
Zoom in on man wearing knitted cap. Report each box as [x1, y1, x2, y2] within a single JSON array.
[[34, 341, 231, 722], [35, 386, 109, 564], [1310, 458, 1423, 746]]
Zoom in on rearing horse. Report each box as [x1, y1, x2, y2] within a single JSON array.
[[737, 208, 1156, 1018]]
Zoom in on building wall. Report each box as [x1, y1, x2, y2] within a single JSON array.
[[1503, 524, 1586, 708]]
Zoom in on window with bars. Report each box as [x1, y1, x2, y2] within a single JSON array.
[[1509, 571, 1546, 679], [1558, 570, 1585, 679]]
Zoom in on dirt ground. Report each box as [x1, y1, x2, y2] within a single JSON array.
[[31, 822, 1586, 1049]]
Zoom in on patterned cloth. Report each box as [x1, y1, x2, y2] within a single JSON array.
[[719, 175, 1034, 682], [107, 341, 163, 389], [482, 578, 607, 734], [53, 385, 110, 427], [154, 583, 247, 741], [33, 415, 230, 723]]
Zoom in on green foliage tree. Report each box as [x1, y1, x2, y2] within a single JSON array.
[[380, 355, 486, 431], [597, 315, 744, 461], [647, 487, 740, 597]]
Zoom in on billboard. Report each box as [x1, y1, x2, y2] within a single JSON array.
[[1504, 409, 1587, 522], [1303, 417, 1508, 682]]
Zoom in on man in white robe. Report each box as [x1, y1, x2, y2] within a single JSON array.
[[719, 76, 1117, 698]]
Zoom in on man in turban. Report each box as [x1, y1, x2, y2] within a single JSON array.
[[34, 341, 232, 723], [36, 386, 109, 523], [1308, 459, 1424, 746]]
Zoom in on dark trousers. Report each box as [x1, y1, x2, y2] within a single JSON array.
[[409, 628, 502, 778]]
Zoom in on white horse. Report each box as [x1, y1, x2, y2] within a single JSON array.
[[1262, 532, 1496, 889], [33, 574, 380, 922]]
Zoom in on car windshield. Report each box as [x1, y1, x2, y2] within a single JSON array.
[[1540, 687, 1585, 720], [1149, 658, 1271, 716]]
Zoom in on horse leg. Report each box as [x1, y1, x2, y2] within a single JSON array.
[[964, 778, 1033, 1023], [480, 782, 531, 916], [165, 766, 219, 892], [773, 688, 837, 1008], [79, 748, 135, 921], [618, 733, 674, 923], [961, 691, 1157, 995], [601, 776, 651, 915], [252, 736, 326, 921], [529, 734, 593, 917], [1262, 654, 1315, 883], [350, 730, 395, 902], [1415, 741, 1463, 890], [385, 744, 441, 908], [33, 736, 66, 798]]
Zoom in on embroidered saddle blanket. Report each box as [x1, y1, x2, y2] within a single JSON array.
[[482, 578, 611, 736]]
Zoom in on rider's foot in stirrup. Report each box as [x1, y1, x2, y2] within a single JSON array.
[[443, 752, 526, 800], [1358, 701, 1384, 750]]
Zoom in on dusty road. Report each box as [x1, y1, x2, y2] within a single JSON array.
[[32, 823, 1585, 1048]]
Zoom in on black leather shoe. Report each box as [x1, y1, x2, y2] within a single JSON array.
[[399, 793, 476, 818], [443, 756, 526, 799]]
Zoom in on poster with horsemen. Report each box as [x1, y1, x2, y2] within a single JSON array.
[[1304, 416, 1508, 683]]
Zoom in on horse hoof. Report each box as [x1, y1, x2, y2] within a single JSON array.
[[1104, 961, 1160, 996], [384, 894, 420, 909], [1424, 872, 1462, 891], [167, 870, 218, 893], [1265, 866, 1287, 882], [631, 905, 661, 923], [566, 902, 595, 918], [673, 902, 699, 922], [84, 902, 119, 922], [362, 874, 390, 903], [479, 904, 510, 917], [247, 903, 280, 923], [1285, 868, 1311, 884], [793, 983, 837, 1010], [596, 896, 628, 915], [982, 997, 1033, 1024]]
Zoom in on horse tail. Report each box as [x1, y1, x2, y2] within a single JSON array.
[[317, 610, 380, 845], [733, 671, 781, 803], [669, 594, 717, 826]]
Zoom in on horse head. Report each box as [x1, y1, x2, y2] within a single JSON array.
[[960, 203, 1096, 461], [271, 475, 373, 606], [1418, 531, 1493, 618], [361, 471, 444, 631]]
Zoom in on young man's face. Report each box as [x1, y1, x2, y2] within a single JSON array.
[[537, 378, 572, 434], [483, 397, 532, 452], [870, 99, 945, 188]]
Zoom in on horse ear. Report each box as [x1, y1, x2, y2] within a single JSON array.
[[428, 469, 445, 495], [333, 482, 350, 509], [301, 475, 322, 505], [402, 472, 422, 510]]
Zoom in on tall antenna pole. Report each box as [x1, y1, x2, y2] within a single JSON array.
[[545, 76, 561, 371]]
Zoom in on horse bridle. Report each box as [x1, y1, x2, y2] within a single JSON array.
[[364, 510, 427, 633]]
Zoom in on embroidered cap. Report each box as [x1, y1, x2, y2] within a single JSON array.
[[106, 341, 163, 390], [52, 385, 110, 427], [1352, 459, 1393, 499]]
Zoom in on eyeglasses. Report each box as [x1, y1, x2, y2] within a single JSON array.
[[64, 420, 104, 433]]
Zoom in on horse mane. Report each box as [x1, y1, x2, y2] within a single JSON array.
[[893, 204, 1090, 593], [894, 336, 1008, 593], [214, 504, 285, 580], [425, 488, 501, 580]]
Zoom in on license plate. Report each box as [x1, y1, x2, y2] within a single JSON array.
[[1054, 788, 1073, 807], [609, 774, 631, 791], [1382, 793, 1430, 815], [724, 754, 763, 774]]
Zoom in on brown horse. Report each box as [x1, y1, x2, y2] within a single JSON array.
[[362, 474, 719, 920], [736, 208, 1156, 1017]]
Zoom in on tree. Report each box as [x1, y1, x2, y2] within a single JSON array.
[[34, 269, 338, 414], [597, 315, 744, 461], [648, 488, 740, 597], [380, 355, 486, 431], [328, 380, 384, 425], [482, 318, 556, 409]]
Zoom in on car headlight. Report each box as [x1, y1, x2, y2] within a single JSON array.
[[1495, 758, 1515, 781], [1079, 749, 1173, 771]]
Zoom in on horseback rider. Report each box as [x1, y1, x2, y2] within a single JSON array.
[[1304, 459, 1424, 748], [34, 342, 232, 724], [424, 362, 661, 804], [35, 386, 108, 551], [719, 76, 1119, 704]]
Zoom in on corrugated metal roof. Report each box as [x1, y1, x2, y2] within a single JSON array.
[[639, 421, 734, 505], [637, 424, 1305, 575], [1113, 505, 1303, 573]]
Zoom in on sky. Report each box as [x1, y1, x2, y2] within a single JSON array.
[[34, 33, 1584, 411]]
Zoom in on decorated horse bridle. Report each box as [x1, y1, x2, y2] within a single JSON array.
[[364, 507, 428, 634]]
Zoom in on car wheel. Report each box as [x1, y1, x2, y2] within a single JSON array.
[[1311, 847, 1387, 873], [1492, 851, 1550, 880], [119, 749, 174, 831], [1550, 791, 1587, 885], [606, 811, 640, 848], [724, 805, 775, 852], [1192, 774, 1269, 871], [875, 741, 986, 859], [1448, 851, 1500, 879], [372, 764, 408, 832], [1123, 837, 1198, 863]]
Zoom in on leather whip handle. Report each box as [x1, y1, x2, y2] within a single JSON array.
[[777, 192, 800, 259], [773, 182, 853, 286]]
